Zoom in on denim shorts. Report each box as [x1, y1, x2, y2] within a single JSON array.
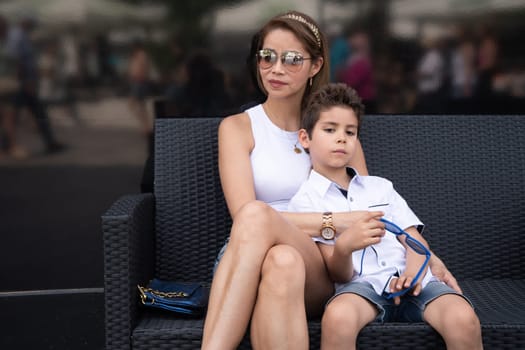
[[213, 237, 230, 275], [328, 280, 473, 323]]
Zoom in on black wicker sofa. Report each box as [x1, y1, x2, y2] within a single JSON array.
[[102, 115, 525, 349]]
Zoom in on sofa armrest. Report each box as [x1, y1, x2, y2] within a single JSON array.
[[102, 193, 155, 350]]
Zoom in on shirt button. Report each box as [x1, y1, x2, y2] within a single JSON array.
[[380, 261, 387, 266], [349, 197, 354, 202]]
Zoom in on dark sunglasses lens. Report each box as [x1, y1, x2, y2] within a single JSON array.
[[406, 237, 428, 255], [283, 52, 303, 72], [283, 52, 303, 65], [258, 50, 275, 68], [382, 220, 402, 235]]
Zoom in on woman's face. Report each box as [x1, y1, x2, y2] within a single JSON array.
[[258, 28, 322, 99]]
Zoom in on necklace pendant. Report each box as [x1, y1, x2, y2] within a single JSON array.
[[294, 145, 302, 154]]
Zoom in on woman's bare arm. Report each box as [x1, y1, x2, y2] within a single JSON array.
[[349, 139, 368, 175], [218, 113, 257, 218], [282, 210, 382, 237], [219, 113, 374, 236]]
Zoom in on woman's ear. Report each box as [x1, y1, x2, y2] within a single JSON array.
[[310, 57, 323, 77], [298, 129, 310, 151]]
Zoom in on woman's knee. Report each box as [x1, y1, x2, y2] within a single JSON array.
[[230, 201, 275, 244], [260, 245, 306, 293]]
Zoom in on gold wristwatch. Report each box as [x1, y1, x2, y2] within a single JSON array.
[[320, 212, 336, 240]]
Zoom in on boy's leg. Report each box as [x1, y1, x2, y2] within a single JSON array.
[[321, 283, 383, 350], [424, 294, 483, 350], [400, 281, 483, 350]]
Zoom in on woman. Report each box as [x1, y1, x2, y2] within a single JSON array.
[[202, 11, 460, 350]]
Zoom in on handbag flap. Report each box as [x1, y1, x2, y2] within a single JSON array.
[[148, 279, 201, 297]]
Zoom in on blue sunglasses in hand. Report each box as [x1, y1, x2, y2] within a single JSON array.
[[380, 218, 431, 299]]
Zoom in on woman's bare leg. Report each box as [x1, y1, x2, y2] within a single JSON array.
[[202, 201, 332, 350], [250, 245, 308, 349], [250, 240, 333, 350]]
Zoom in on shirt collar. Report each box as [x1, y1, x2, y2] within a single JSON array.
[[308, 167, 362, 198]]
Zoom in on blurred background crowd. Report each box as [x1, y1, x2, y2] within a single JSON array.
[[1, 0, 524, 160]]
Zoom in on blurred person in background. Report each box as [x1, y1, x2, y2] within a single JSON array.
[[58, 31, 81, 121], [414, 34, 446, 114], [164, 50, 231, 117], [5, 13, 65, 154], [127, 40, 153, 137], [0, 15, 26, 159], [328, 28, 351, 82], [96, 34, 116, 86], [449, 25, 477, 113], [83, 38, 102, 99], [475, 24, 499, 108], [38, 40, 59, 105], [339, 30, 376, 113]]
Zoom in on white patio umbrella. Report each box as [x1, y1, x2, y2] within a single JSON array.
[[0, 0, 162, 28]]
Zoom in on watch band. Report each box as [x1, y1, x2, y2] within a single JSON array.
[[320, 212, 336, 240], [322, 212, 333, 227]]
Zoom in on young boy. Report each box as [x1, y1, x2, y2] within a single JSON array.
[[288, 83, 483, 349]]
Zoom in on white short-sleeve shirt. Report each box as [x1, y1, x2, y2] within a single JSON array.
[[288, 168, 435, 295]]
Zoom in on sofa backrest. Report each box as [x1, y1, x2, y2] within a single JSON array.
[[359, 115, 524, 280], [154, 115, 525, 283], [154, 117, 231, 283]]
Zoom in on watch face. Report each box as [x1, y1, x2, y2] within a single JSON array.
[[321, 227, 335, 240]]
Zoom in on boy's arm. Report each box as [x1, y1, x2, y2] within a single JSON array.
[[428, 252, 462, 293], [392, 226, 429, 293], [322, 212, 386, 283]]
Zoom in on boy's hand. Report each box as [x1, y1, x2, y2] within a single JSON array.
[[335, 211, 385, 256], [388, 275, 423, 305], [429, 254, 463, 293]]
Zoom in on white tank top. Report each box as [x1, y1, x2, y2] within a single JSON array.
[[247, 104, 311, 211]]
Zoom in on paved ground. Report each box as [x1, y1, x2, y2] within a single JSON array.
[[0, 96, 152, 349], [1, 96, 150, 166]]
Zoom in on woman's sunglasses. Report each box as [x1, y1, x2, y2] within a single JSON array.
[[256, 48, 312, 72]]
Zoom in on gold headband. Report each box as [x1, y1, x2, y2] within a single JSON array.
[[282, 13, 321, 48]]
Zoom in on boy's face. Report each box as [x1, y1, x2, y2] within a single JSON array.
[[299, 106, 359, 176]]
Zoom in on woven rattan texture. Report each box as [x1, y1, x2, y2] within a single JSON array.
[[103, 115, 525, 349], [154, 118, 231, 282], [130, 306, 524, 349], [360, 115, 524, 280], [130, 315, 448, 349], [103, 194, 155, 350]]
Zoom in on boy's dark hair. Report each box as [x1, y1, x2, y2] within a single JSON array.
[[301, 83, 364, 137]]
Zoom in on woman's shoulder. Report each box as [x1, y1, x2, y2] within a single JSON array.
[[220, 111, 250, 130], [219, 111, 253, 143], [219, 102, 263, 143]]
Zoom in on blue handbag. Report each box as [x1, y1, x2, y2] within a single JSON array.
[[138, 279, 209, 316]]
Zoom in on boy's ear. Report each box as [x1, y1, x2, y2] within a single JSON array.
[[298, 129, 310, 150]]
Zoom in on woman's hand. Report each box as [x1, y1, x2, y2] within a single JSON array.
[[429, 253, 462, 293]]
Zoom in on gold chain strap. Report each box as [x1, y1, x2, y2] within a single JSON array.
[[138, 285, 189, 304]]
